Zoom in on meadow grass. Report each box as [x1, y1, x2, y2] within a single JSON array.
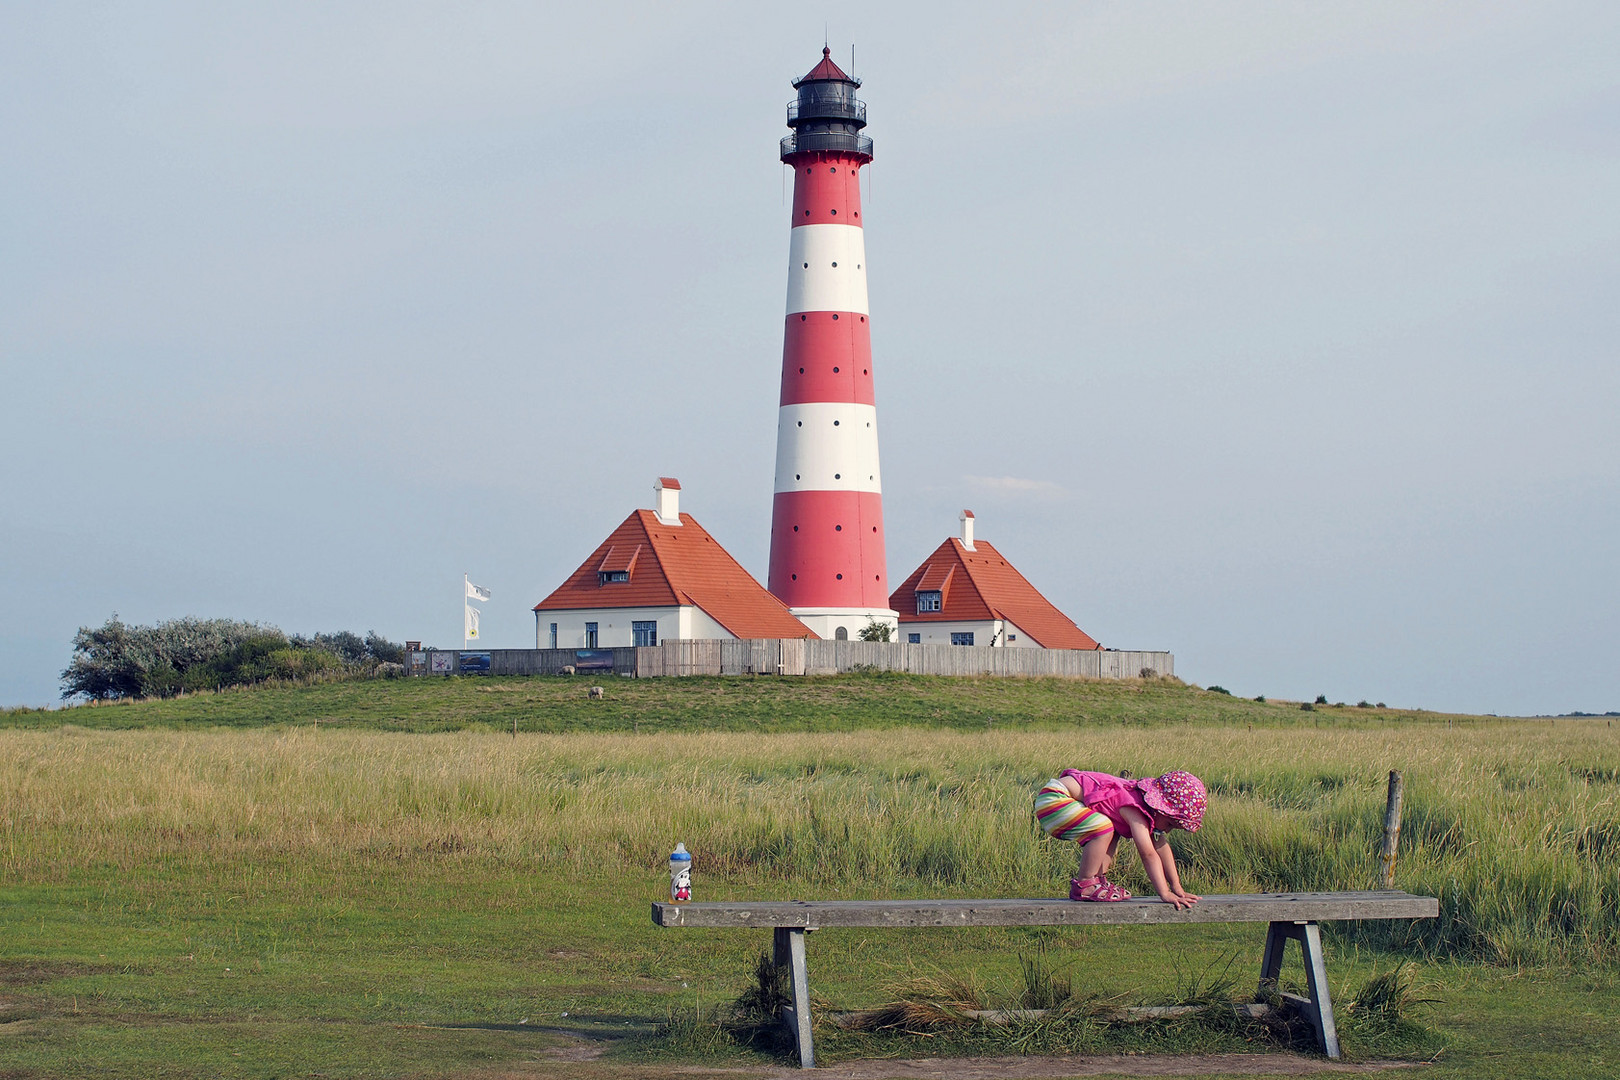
[[1, 684, 1617, 1078], [4, 720, 1616, 966]]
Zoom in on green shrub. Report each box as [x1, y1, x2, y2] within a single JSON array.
[[61, 617, 408, 700]]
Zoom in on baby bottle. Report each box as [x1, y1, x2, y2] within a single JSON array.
[[669, 843, 692, 903]]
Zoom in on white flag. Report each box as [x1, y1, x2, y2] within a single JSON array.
[[466, 580, 491, 603], [464, 603, 480, 640]]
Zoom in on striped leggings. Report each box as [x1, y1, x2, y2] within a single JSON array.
[[1033, 778, 1114, 845]]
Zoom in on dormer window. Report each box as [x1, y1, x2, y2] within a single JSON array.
[[596, 543, 640, 586], [916, 590, 942, 613]]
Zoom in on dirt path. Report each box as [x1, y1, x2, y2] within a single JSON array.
[[752, 1052, 1418, 1078], [505, 1041, 1419, 1080]]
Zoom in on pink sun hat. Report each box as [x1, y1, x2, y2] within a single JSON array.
[[1137, 771, 1208, 832]]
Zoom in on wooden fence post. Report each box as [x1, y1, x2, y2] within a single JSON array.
[[1379, 770, 1404, 888]]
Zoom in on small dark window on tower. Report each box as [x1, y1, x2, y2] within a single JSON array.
[[803, 210, 810, 216], [795, 473, 801, 480], [829, 167, 836, 172], [833, 419, 840, 425], [801, 314, 807, 321], [833, 367, 839, 373], [803, 262, 809, 268], [832, 314, 839, 320], [792, 573, 797, 580], [797, 421, 802, 427], [835, 525, 842, 531], [831, 261, 837, 267], [799, 367, 804, 373], [836, 573, 843, 580], [834, 473, 841, 479], [830, 208, 837, 215], [793, 525, 799, 531], [916, 591, 942, 613]]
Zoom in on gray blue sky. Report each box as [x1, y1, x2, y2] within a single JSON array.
[[3, 2, 1616, 714]]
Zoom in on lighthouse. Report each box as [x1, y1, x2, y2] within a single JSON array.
[[767, 47, 899, 641]]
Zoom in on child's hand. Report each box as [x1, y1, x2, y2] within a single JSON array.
[[1159, 892, 1196, 910], [1178, 891, 1201, 903]]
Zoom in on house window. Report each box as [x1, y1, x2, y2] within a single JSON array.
[[585, 622, 598, 648], [835, 626, 849, 640], [916, 590, 942, 613], [599, 570, 629, 584], [549, 622, 558, 649], [907, 633, 920, 644], [632, 621, 658, 647], [951, 632, 975, 646], [1007, 634, 1017, 642]]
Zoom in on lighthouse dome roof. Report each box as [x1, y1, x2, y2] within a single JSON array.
[[794, 46, 860, 88]]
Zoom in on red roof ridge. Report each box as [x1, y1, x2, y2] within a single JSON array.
[[638, 510, 692, 606]]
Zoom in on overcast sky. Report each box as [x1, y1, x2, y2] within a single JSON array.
[[3, 2, 1616, 715]]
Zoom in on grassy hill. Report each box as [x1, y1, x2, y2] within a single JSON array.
[[5, 672, 1466, 732], [2, 673, 1615, 1079]]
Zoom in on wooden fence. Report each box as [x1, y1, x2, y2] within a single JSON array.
[[413, 641, 1172, 681]]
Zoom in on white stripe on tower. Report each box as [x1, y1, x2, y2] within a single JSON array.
[[786, 225, 869, 315]]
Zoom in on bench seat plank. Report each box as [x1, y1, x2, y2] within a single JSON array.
[[652, 891, 1438, 928]]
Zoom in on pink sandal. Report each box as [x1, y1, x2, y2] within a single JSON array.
[[1070, 875, 1132, 902]]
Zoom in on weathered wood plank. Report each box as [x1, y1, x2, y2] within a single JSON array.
[[652, 891, 1439, 928]]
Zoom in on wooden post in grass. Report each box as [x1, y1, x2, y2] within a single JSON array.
[[1380, 770, 1404, 888]]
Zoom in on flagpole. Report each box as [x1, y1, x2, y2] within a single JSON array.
[[463, 573, 469, 649]]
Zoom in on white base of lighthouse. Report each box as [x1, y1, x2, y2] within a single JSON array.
[[791, 607, 900, 641]]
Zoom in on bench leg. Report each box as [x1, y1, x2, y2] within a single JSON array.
[[773, 926, 814, 1069], [1259, 920, 1341, 1060]]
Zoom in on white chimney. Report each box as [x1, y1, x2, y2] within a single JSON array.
[[960, 509, 976, 551], [654, 477, 682, 525]]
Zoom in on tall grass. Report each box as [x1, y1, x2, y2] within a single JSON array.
[[2, 722, 1615, 965]]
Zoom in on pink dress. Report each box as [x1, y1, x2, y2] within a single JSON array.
[[1060, 770, 1172, 833]]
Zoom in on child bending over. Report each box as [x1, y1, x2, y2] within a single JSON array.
[[1034, 769, 1206, 908]]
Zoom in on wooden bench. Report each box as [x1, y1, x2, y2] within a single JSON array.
[[652, 890, 1439, 1069]]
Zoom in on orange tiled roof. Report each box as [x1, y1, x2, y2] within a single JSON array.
[[889, 538, 1101, 650], [535, 510, 816, 640]]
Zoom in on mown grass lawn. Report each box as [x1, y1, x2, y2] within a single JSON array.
[[1, 671, 1449, 734], [1, 676, 1616, 1079]]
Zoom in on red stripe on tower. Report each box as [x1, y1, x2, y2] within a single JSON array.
[[767, 47, 898, 641]]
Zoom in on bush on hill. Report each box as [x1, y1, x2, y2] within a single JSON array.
[[61, 616, 406, 701]]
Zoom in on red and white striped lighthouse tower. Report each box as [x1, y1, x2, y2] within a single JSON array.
[[767, 48, 898, 640]]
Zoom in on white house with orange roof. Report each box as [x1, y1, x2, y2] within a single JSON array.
[[888, 511, 1102, 650], [532, 478, 816, 649]]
